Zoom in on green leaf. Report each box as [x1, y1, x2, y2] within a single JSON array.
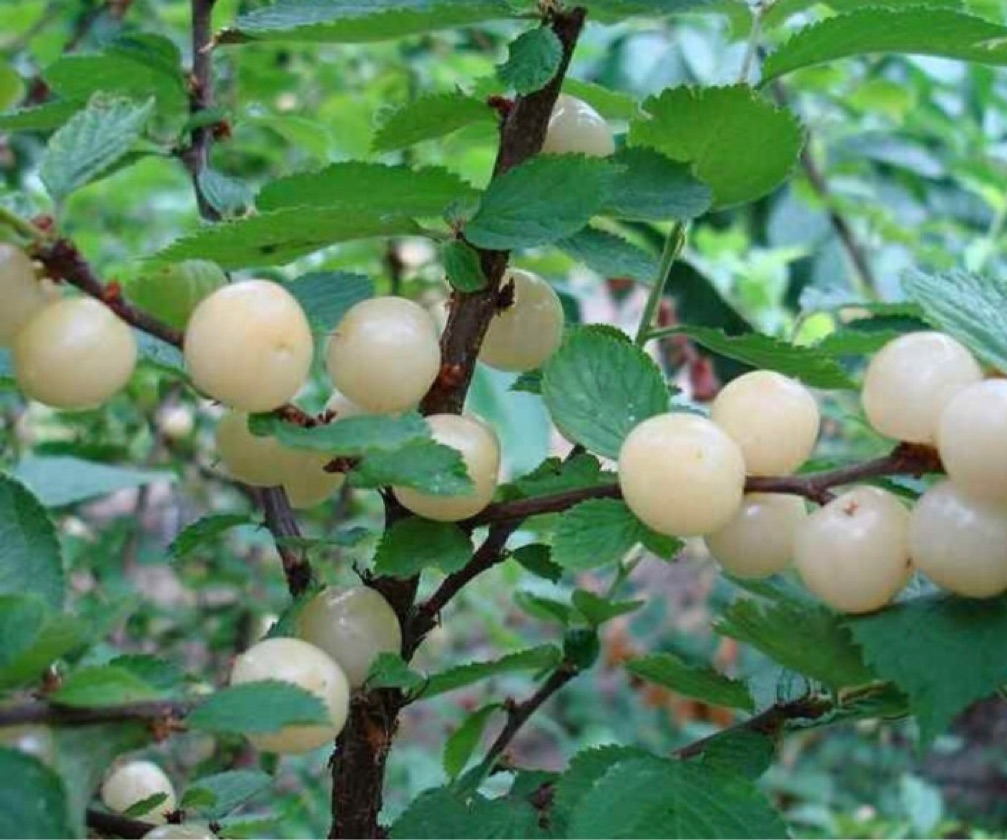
[[565, 755, 788, 838], [251, 411, 430, 456], [465, 156, 618, 251], [169, 514, 255, 559], [512, 453, 611, 497], [350, 440, 473, 495], [716, 597, 875, 689], [188, 681, 329, 734], [0, 608, 88, 690], [563, 627, 601, 670], [12, 456, 174, 508], [0, 101, 81, 133], [40, 95, 154, 203], [903, 269, 1007, 372], [372, 92, 494, 152], [0, 749, 73, 839], [108, 655, 186, 694], [667, 325, 855, 389], [542, 326, 670, 458], [198, 169, 255, 219], [497, 28, 562, 95], [604, 147, 713, 221], [122, 792, 169, 819], [691, 729, 776, 781], [586, 0, 719, 21], [182, 770, 272, 820], [390, 788, 544, 839], [424, 645, 562, 698], [553, 499, 675, 572], [570, 591, 642, 628], [224, 0, 519, 43], [52, 665, 165, 707], [552, 745, 654, 829], [257, 162, 477, 218], [286, 271, 374, 334], [511, 544, 563, 583], [374, 519, 472, 577], [762, 7, 1007, 83], [630, 85, 803, 208], [442, 240, 487, 292], [0, 595, 47, 674], [557, 227, 658, 282], [847, 594, 1007, 743], [125, 260, 228, 331], [626, 653, 754, 711], [153, 207, 420, 270], [365, 653, 426, 693], [563, 78, 640, 121], [444, 704, 501, 780], [0, 475, 63, 610], [515, 592, 573, 625], [816, 326, 909, 357]]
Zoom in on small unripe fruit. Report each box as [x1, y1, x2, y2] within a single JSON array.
[[0, 244, 49, 346], [711, 371, 820, 475], [393, 414, 500, 521], [127, 260, 227, 331], [158, 405, 195, 441], [0, 725, 54, 764], [909, 480, 1007, 598], [325, 297, 440, 414], [100, 760, 177, 824], [299, 586, 402, 688], [937, 379, 1007, 502], [13, 297, 137, 409], [862, 332, 981, 443], [542, 94, 615, 157], [144, 824, 215, 839], [704, 493, 807, 578], [794, 486, 911, 614], [618, 413, 745, 537], [478, 269, 564, 373], [278, 449, 344, 510], [229, 637, 350, 754], [185, 280, 313, 412], [215, 411, 288, 487]]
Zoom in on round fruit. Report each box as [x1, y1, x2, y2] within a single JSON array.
[[278, 449, 345, 510], [861, 331, 981, 444], [158, 405, 195, 441], [144, 825, 215, 839], [541, 94, 615, 157], [704, 493, 807, 578], [710, 371, 820, 475], [909, 480, 1007, 598], [392, 414, 500, 521], [13, 297, 137, 409], [229, 637, 350, 754], [215, 410, 288, 487], [618, 413, 746, 537], [937, 379, 1007, 502], [325, 297, 440, 414], [794, 486, 911, 614], [0, 243, 49, 346], [478, 269, 564, 373], [184, 280, 313, 412], [0, 725, 54, 764], [299, 586, 402, 688], [127, 260, 227, 331], [100, 760, 177, 824]]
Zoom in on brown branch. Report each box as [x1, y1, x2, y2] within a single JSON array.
[[182, 0, 221, 221], [483, 662, 579, 769], [258, 486, 314, 597], [420, 7, 587, 416], [86, 808, 155, 840], [0, 698, 193, 727]]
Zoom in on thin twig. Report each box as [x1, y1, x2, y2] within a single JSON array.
[[634, 222, 687, 345], [258, 487, 314, 597], [182, 0, 221, 220], [0, 698, 193, 727], [86, 808, 155, 840]]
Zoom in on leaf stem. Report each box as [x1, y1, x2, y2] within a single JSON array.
[[0, 205, 51, 243], [635, 221, 687, 346]]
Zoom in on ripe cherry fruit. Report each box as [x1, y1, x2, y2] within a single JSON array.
[[479, 269, 564, 373], [100, 760, 177, 824], [704, 493, 807, 578], [542, 94, 616, 157], [937, 379, 1007, 503], [0, 243, 49, 346]]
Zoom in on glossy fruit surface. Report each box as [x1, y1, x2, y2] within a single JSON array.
[[215, 410, 288, 487], [704, 493, 807, 578], [937, 379, 1007, 502], [541, 94, 616, 157], [479, 269, 564, 373], [0, 243, 48, 346], [101, 760, 177, 823]]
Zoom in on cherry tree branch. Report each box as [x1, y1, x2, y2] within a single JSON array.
[[182, 0, 220, 221], [258, 486, 314, 597], [0, 698, 194, 727]]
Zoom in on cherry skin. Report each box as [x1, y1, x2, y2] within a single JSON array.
[[542, 94, 616, 157], [704, 493, 807, 578], [100, 760, 177, 824], [479, 269, 564, 373], [937, 379, 1007, 502], [0, 243, 49, 346]]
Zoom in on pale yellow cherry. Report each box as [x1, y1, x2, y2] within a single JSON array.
[[277, 449, 345, 510], [326, 297, 441, 414], [143, 824, 216, 839], [0, 243, 49, 346], [393, 414, 500, 521], [298, 586, 402, 688], [479, 269, 564, 373], [710, 371, 820, 475], [909, 480, 1007, 598], [618, 413, 745, 537], [794, 486, 911, 614], [937, 379, 1007, 502], [542, 94, 616, 157], [704, 493, 807, 578], [215, 410, 288, 487], [13, 297, 137, 409], [862, 331, 981, 443], [229, 637, 350, 754], [100, 760, 177, 824], [184, 280, 313, 412]]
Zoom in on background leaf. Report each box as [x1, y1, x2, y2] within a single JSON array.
[[374, 519, 472, 577], [497, 28, 563, 95], [0, 749, 73, 839], [0, 475, 63, 609], [625, 653, 754, 711], [188, 681, 329, 734]]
